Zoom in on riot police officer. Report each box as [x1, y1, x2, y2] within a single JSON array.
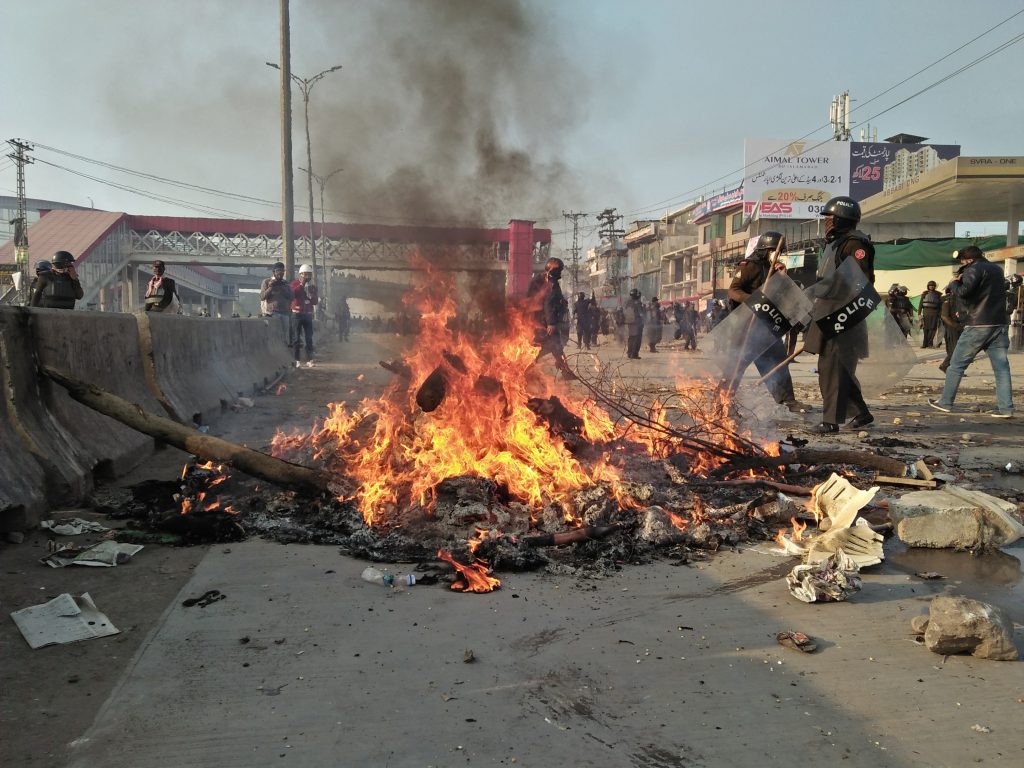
[[918, 280, 942, 348], [624, 288, 645, 359], [724, 231, 806, 412], [528, 257, 576, 379], [803, 197, 875, 433], [29, 250, 83, 309]]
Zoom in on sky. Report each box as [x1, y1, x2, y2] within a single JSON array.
[[3, 0, 1024, 253]]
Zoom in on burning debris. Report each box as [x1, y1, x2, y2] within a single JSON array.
[[53, 268, 991, 594]]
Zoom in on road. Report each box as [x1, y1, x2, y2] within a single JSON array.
[[2, 328, 1022, 768]]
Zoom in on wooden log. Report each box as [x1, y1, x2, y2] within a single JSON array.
[[40, 366, 332, 494], [874, 474, 938, 489], [705, 448, 908, 478]]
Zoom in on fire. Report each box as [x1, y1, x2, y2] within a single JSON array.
[[437, 549, 501, 593], [268, 264, 781, 533], [775, 516, 808, 545], [179, 461, 237, 515], [271, 266, 630, 527]]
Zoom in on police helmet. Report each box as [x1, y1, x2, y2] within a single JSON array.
[[35, 260, 52, 274], [629, 288, 641, 298], [898, 286, 909, 295], [52, 250, 75, 267], [927, 281, 937, 289], [1010, 274, 1023, 287], [820, 196, 861, 224], [754, 231, 784, 252]]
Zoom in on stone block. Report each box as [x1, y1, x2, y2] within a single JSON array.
[[890, 487, 1024, 550], [920, 595, 1018, 661]]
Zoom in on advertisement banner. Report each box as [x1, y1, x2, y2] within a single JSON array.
[[849, 142, 960, 201], [690, 186, 744, 223], [743, 139, 850, 220]]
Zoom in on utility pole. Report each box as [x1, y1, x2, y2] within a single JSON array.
[[275, 0, 296, 279], [595, 208, 625, 297], [562, 210, 587, 297], [6, 139, 34, 303], [268, 62, 342, 310], [301, 166, 343, 315]]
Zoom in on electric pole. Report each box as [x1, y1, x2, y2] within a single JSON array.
[[276, 0, 296, 279], [595, 208, 624, 296], [562, 210, 587, 297], [6, 139, 34, 303]]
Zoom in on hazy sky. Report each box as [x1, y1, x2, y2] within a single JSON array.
[[3, 0, 1023, 249]]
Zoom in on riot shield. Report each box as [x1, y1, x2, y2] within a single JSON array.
[[805, 256, 916, 399], [708, 270, 813, 392], [856, 303, 919, 398]]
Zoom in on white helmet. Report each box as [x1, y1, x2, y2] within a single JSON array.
[[298, 264, 314, 275]]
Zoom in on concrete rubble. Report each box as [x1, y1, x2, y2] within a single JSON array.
[[911, 595, 1019, 661], [890, 486, 1024, 550]]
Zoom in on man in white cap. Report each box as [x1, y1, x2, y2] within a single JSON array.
[[290, 264, 319, 367]]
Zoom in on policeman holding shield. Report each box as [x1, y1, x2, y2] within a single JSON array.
[[803, 197, 876, 434], [725, 232, 807, 412]]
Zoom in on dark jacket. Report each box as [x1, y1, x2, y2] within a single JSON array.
[[950, 256, 1008, 326], [260, 276, 293, 313], [727, 256, 770, 308], [29, 270, 83, 309]]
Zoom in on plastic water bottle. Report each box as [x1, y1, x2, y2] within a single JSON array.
[[361, 566, 416, 587]]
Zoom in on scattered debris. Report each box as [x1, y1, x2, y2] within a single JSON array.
[[40, 518, 110, 536], [875, 474, 938, 489], [463, 649, 477, 663], [913, 571, 945, 580], [911, 596, 1018, 661], [776, 631, 818, 653], [10, 593, 119, 649], [971, 724, 992, 734], [41, 541, 143, 568], [786, 550, 862, 603]]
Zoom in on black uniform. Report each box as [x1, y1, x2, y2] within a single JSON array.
[[573, 295, 591, 349], [918, 288, 942, 347], [938, 290, 965, 372], [528, 271, 573, 376], [804, 230, 875, 427], [724, 254, 797, 406], [29, 270, 83, 309]]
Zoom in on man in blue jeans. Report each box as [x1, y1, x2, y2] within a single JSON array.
[[929, 246, 1014, 418]]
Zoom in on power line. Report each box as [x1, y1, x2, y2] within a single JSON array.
[[616, 11, 1024, 222]]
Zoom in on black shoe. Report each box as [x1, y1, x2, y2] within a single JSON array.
[[848, 413, 874, 429], [811, 422, 839, 434]]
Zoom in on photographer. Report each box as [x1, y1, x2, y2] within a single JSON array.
[[260, 261, 293, 346]]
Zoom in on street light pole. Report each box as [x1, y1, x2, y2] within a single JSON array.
[[300, 166, 343, 315], [266, 62, 341, 315], [271, 0, 295, 279]]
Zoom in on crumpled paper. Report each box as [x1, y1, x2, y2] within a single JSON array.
[[41, 540, 143, 568], [786, 549, 862, 603], [40, 518, 109, 536]]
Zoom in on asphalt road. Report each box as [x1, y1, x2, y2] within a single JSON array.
[[3, 328, 1023, 768]]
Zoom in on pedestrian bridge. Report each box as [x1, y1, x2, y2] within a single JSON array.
[[0, 211, 551, 314]]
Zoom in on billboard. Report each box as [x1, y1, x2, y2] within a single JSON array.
[[849, 142, 960, 200], [743, 139, 850, 220], [689, 186, 743, 223]]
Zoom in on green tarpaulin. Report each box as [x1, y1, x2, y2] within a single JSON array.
[[874, 235, 1008, 271]]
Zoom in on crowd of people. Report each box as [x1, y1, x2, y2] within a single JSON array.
[[19, 225, 1023, 423]]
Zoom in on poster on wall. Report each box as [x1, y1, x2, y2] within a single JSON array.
[[849, 142, 960, 201], [743, 139, 850, 220]]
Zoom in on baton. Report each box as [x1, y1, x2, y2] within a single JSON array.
[[754, 344, 803, 386]]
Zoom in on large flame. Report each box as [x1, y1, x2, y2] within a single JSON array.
[[270, 265, 775, 529]]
